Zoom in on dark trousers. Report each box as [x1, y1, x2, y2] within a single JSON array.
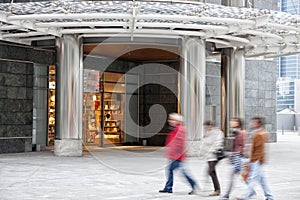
[[208, 161, 220, 192]]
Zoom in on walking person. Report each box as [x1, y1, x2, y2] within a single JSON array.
[[236, 116, 274, 200], [201, 120, 224, 196], [159, 113, 199, 195], [219, 117, 246, 200]]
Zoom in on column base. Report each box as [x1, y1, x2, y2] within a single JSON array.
[[54, 139, 82, 156], [186, 140, 202, 157]]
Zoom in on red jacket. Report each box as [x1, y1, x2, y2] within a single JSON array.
[[165, 123, 186, 161]]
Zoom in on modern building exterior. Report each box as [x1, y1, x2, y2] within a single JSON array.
[[277, 0, 300, 112], [0, 0, 298, 155]]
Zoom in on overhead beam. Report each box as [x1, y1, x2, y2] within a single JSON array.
[[0, 25, 24, 31], [245, 44, 300, 57], [215, 35, 250, 44], [35, 21, 128, 28], [7, 13, 131, 21], [248, 33, 300, 46], [0, 11, 60, 37], [2, 31, 46, 38]]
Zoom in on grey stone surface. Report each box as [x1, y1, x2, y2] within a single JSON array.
[[245, 60, 277, 140], [0, 133, 299, 199], [54, 139, 83, 157], [0, 42, 56, 154], [205, 62, 221, 125], [0, 138, 31, 153]]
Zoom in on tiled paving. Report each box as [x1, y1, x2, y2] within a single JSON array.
[[0, 133, 299, 200]]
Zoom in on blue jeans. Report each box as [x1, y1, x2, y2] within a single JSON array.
[[164, 159, 196, 191], [242, 161, 273, 200]]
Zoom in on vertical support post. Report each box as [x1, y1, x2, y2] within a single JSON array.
[[54, 35, 83, 156], [181, 37, 206, 156], [221, 48, 245, 137]]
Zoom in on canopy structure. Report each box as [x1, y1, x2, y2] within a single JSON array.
[[0, 0, 300, 58]]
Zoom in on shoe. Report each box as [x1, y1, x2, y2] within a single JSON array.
[[159, 189, 172, 193], [249, 190, 256, 197], [188, 185, 200, 195], [209, 190, 220, 196], [188, 189, 196, 195], [219, 194, 229, 199]]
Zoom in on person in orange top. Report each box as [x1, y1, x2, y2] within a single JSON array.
[[236, 116, 274, 200], [159, 113, 199, 195]]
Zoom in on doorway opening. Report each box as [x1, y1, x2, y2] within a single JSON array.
[[83, 71, 127, 146]]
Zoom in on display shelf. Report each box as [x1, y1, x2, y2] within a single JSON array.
[[48, 88, 55, 145]]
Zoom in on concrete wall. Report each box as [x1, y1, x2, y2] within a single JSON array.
[[245, 60, 277, 141], [296, 114, 300, 130], [277, 114, 295, 130], [205, 62, 222, 126], [278, 113, 300, 131], [0, 43, 55, 153], [0, 61, 33, 153]]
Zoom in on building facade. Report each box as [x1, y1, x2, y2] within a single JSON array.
[[277, 0, 300, 112], [0, 0, 297, 154]]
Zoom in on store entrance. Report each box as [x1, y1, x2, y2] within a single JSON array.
[[83, 70, 127, 146]]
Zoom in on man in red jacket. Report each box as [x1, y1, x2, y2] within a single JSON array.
[[159, 113, 199, 194]]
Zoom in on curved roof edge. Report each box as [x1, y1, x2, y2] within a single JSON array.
[[0, 0, 299, 59]]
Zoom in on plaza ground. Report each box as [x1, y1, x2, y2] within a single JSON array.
[[0, 132, 299, 200]]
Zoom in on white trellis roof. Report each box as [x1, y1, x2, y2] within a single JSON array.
[[0, 0, 300, 58]]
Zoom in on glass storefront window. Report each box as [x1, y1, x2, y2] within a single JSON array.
[[48, 66, 56, 145], [83, 70, 125, 146], [33, 64, 48, 147]]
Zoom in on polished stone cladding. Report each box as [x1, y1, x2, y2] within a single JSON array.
[[0, 60, 33, 153], [245, 60, 277, 141], [205, 62, 221, 125], [0, 43, 55, 153], [205, 60, 277, 142]]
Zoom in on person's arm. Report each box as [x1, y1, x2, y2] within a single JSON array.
[[211, 130, 224, 152]]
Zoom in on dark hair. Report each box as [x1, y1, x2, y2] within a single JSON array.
[[232, 117, 244, 129], [251, 116, 265, 126], [203, 120, 215, 127]]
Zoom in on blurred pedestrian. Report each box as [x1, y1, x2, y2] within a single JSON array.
[[201, 120, 224, 196], [159, 113, 199, 195], [219, 117, 246, 200], [236, 116, 274, 200]]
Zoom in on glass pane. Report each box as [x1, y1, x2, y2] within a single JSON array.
[[104, 72, 124, 83], [83, 93, 102, 145], [104, 82, 125, 93], [84, 69, 101, 93], [104, 92, 124, 144]]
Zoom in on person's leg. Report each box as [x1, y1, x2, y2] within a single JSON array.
[[208, 161, 220, 192], [164, 160, 180, 191], [179, 162, 197, 188], [241, 161, 259, 199], [259, 165, 274, 200], [227, 153, 242, 194], [225, 169, 236, 195]]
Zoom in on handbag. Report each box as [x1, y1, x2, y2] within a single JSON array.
[[215, 149, 226, 161]]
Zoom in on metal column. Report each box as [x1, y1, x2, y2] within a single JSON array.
[[221, 48, 245, 136], [54, 35, 83, 156], [181, 37, 206, 156]]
